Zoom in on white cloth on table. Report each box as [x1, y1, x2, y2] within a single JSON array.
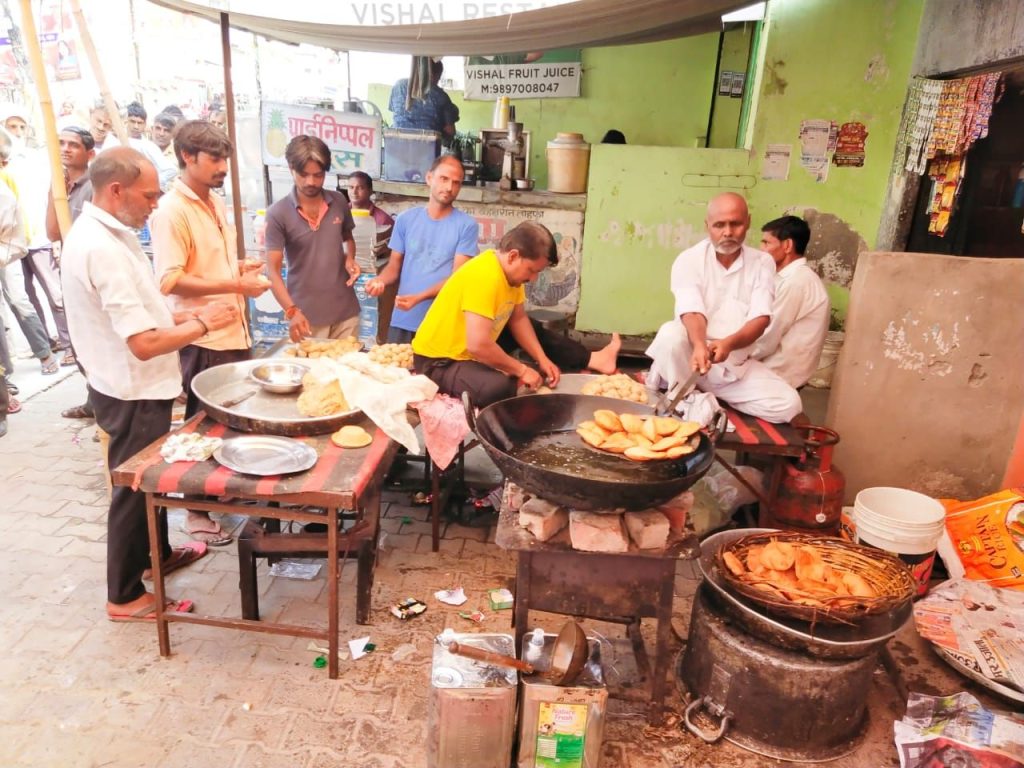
[[60, 202, 182, 401], [749, 257, 830, 388]]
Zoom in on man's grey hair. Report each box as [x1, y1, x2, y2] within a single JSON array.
[[89, 146, 150, 189]]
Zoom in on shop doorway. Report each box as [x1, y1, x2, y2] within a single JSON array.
[[906, 66, 1024, 257]]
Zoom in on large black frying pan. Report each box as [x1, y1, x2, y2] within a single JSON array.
[[465, 393, 715, 511]]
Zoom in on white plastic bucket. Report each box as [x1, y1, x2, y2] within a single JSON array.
[[852, 487, 945, 596], [807, 331, 844, 389]]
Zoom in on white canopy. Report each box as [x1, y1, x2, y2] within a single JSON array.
[[146, 0, 749, 54]]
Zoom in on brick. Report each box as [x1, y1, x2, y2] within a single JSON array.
[[569, 511, 629, 553], [624, 510, 671, 550], [518, 497, 569, 541]]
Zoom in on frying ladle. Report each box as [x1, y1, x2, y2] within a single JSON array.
[[447, 619, 589, 686]]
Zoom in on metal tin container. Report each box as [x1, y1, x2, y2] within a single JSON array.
[[428, 632, 517, 768], [518, 633, 607, 768], [678, 588, 876, 762]]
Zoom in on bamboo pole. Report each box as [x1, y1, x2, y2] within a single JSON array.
[[220, 12, 246, 260], [69, 0, 128, 146], [17, 0, 71, 238]]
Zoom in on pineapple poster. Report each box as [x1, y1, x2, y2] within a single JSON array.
[[261, 101, 382, 176]]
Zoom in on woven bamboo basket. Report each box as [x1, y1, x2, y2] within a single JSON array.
[[715, 531, 917, 625]]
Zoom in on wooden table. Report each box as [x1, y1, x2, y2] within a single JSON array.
[[495, 507, 699, 724], [715, 407, 805, 526], [111, 412, 402, 679]]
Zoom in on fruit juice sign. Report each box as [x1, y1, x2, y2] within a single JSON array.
[[260, 101, 382, 178]]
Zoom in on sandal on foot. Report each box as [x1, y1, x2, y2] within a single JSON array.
[[107, 596, 195, 622], [7, 396, 21, 414], [5, 381, 18, 395], [40, 355, 59, 375], [62, 403, 94, 419], [60, 352, 77, 367], [142, 541, 209, 580], [182, 523, 232, 547]]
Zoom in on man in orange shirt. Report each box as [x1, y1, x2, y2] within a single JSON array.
[[151, 120, 268, 545]]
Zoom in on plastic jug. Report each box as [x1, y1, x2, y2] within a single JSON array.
[[546, 132, 591, 193]]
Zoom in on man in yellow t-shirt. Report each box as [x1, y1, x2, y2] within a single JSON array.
[[412, 221, 561, 407]]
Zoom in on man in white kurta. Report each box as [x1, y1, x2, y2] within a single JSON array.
[[645, 193, 802, 423], [750, 215, 830, 388]]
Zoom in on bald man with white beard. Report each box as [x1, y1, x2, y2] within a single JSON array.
[[645, 192, 802, 423]]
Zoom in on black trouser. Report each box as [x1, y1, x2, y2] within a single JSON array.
[[414, 354, 517, 409], [180, 345, 251, 419], [497, 319, 590, 371], [89, 387, 173, 604]]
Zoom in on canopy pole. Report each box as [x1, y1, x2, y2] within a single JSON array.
[[69, 0, 128, 145], [18, 0, 70, 238], [220, 11, 246, 260]]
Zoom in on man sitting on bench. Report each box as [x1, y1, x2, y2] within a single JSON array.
[[645, 192, 802, 424]]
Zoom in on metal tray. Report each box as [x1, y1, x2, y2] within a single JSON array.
[[699, 528, 911, 659], [213, 436, 318, 476], [191, 361, 363, 436], [933, 644, 1024, 705], [544, 372, 657, 405]]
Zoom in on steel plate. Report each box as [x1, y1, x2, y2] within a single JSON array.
[[192, 361, 363, 436], [933, 644, 1024, 705], [213, 436, 318, 476]]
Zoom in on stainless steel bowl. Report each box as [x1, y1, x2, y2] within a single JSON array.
[[248, 361, 309, 394], [512, 178, 535, 191]]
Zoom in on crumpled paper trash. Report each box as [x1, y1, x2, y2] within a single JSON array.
[[414, 394, 470, 470], [160, 433, 222, 462], [304, 354, 438, 453]]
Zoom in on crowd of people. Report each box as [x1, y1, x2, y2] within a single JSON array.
[[0, 92, 832, 618], [0, 97, 215, 432]]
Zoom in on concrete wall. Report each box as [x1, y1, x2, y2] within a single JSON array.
[[370, 33, 721, 189], [826, 252, 1024, 502], [912, 0, 1024, 76], [575, 0, 923, 333]]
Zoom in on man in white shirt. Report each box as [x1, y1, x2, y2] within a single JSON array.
[[61, 147, 238, 622], [645, 192, 802, 423], [750, 216, 830, 388]]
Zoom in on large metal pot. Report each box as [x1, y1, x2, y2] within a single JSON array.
[[466, 393, 714, 511], [191, 361, 363, 436]]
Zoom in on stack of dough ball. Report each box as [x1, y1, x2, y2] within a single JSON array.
[[331, 425, 372, 448], [576, 409, 701, 462], [296, 380, 349, 417], [368, 343, 414, 369], [580, 373, 648, 403], [284, 336, 361, 359]]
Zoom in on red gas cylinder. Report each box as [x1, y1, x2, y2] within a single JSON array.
[[770, 425, 845, 535]]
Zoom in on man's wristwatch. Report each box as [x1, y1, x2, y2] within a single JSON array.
[[284, 306, 300, 320]]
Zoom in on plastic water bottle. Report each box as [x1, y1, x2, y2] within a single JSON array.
[[252, 209, 267, 250], [523, 627, 545, 666]]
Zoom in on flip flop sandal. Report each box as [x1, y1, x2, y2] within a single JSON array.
[[60, 352, 77, 367], [7, 396, 21, 414], [107, 598, 195, 622], [182, 525, 233, 547], [5, 381, 18, 395], [40, 356, 59, 375], [143, 541, 209, 580]]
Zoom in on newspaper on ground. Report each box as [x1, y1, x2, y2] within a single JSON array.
[[913, 579, 1024, 694], [894, 691, 1024, 768]]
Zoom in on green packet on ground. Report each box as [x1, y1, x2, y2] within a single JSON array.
[[488, 588, 514, 610]]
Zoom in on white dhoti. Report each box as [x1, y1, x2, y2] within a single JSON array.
[[645, 319, 802, 424]]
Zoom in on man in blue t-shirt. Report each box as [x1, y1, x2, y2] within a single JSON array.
[[366, 155, 478, 343]]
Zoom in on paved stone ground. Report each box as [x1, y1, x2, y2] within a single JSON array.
[[1, 372, 1007, 768]]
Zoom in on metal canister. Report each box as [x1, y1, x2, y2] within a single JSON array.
[[678, 589, 876, 762], [427, 632, 518, 768]]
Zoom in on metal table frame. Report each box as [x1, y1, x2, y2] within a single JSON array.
[[496, 507, 698, 724]]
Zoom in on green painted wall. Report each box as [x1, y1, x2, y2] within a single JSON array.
[[708, 22, 755, 149], [369, 33, 721, 188], [575, 0, 925, 333]]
